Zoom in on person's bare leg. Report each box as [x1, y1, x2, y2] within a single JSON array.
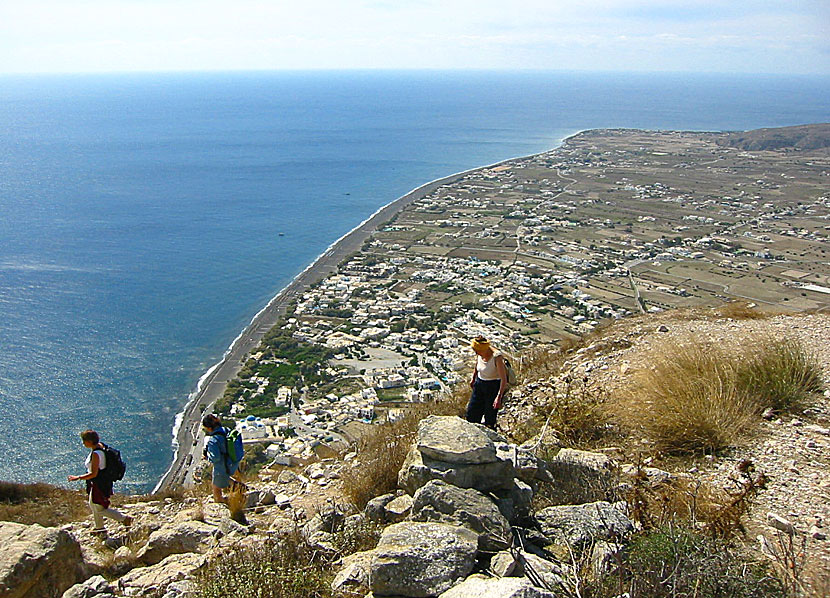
[[212, 485, 226, 503]]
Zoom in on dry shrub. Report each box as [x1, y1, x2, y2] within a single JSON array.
[[0, 481, 89, 526], [737, 336, 824, 413], [617, 334, 822, 454], [194, 531, 334, 598], [716, 301, 773, 320], [340, 385, 468, 509], [626, 461, 767, 539], [516, 343, 565, 380], [226, 486, 248, 524]]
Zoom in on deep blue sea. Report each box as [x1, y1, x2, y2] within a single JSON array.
[[1, 71, 828, 491]]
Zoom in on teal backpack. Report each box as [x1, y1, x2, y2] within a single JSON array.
[[217, 427, 244, 470]]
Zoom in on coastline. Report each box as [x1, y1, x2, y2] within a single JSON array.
[[153, 137, 578, 492]]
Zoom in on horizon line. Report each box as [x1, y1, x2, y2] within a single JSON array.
[[2, 67, 830, 78]]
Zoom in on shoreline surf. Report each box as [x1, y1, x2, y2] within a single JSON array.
[[155, 133, 579, 492]]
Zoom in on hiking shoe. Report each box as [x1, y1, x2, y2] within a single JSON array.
[[123, 516, 133, 528]]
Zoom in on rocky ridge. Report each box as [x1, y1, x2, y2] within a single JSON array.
[[2, 310, 828, 598]]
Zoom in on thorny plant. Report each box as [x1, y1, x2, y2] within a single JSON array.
[[625, 456, 768, 539], [761, 529, 810, 597]]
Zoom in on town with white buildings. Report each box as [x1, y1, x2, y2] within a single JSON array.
[[217, 128, 830, 466]]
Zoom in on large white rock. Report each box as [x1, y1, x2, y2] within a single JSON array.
[[398, 444, 515, 495], [439, 574, 558, 598], [370, 521, 478, 597], [0, 522, 84, 598], [410, 480, 512, 552], [416, 416, 497, 464], [116, 552, 205, 596], [136, 521, 217, 565]]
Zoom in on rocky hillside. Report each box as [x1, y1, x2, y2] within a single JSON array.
[[1, 308, 828, 598], [717, 123, 830, 150]]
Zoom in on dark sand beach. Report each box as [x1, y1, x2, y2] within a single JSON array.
[[155, 164, 500, 491]]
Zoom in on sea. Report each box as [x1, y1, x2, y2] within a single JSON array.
[[1, 70, 828, 492]]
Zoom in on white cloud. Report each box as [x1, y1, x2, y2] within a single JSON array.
[[0, 0, 827, 73]]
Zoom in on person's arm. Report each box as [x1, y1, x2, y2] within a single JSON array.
[[205, 436, 221, 464], [493, 356, 508, 409], [68, 452, 99, 482], [470, 364, 478, 389]]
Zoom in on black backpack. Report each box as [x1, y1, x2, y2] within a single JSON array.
[[97, 443, 127, 484]]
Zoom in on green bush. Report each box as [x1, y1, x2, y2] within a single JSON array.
[[193, 535, 334, 598], [600, 526, 787, 598]]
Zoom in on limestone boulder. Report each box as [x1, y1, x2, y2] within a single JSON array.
[[398, 444, 515, 495], [116, 552, 205, 597], [410, 480, 511, 551], [136, 521, 217, 565], [492, 479, 534, 524], [536, 501, 634, 550], [495, 444, 553, 484], [416, 416, 497, 464], [331, 550, 374, 595], [365, 493, 397, 523], [545, 449, 619, 505], [384, 494, 413, 523], [370, 522, 478, 597], [0, 522, 84, 598], [438, 574, 558, 598], [61, 576, 113, 598]]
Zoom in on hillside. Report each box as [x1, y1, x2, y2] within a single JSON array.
[[1, 306, 828, 598], [717, 123, 830, 151]]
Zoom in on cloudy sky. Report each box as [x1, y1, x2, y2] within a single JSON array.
[[1, 0, 827, 74]]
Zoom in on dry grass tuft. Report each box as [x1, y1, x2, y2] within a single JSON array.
[[716, 301, 774, 320], [737, 336, 824, 413], [226, 486, 248, 524], [512, 374, 615, 451], [0, 481, 89, 526], [340, 385, 468, 509], [617, 334, 823, 454]]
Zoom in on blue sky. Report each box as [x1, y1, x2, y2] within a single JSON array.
[[0, 0, 827, 74]]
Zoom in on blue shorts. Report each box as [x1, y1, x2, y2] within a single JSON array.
[[212, 459, 239, 488]]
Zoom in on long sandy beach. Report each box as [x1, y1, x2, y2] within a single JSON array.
[[154, 163, 507, 491]]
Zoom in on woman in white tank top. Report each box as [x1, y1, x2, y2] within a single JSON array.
[[466, 335, 508, 429]]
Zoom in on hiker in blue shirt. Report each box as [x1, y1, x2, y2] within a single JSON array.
[[201, 414, 242, 503]]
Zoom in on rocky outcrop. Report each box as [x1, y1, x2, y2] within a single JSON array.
[[370, 521, 479, 597], [410, 480, 511, 551], [116, 553, 205, 597], [535, 501, 634, 550], [439, 574, 558, 598], [0, 522, 84, 598], [544, 448, 619, 505], [136, 521, 217, 565], [399, 417, 516, 494]]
